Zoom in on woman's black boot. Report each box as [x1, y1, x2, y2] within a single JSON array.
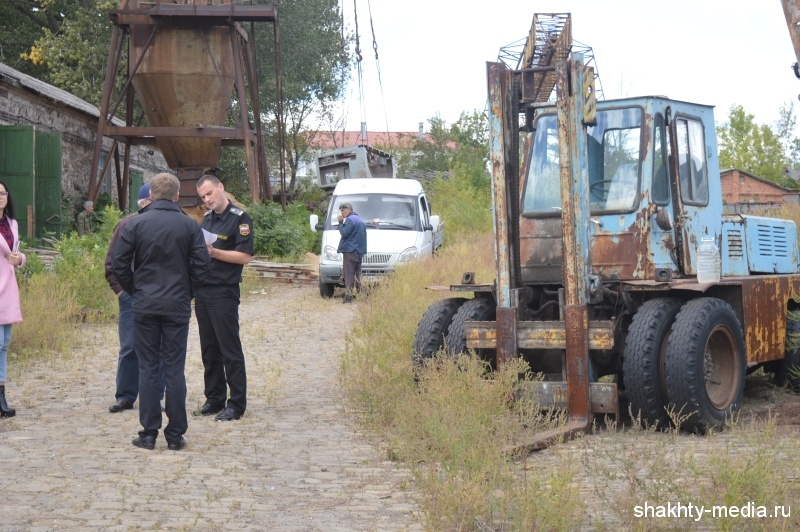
[[0, 385, 15, 418]]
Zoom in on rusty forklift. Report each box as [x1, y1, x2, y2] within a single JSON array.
[[413, 13, 800, 445]]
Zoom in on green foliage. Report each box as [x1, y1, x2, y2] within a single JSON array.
[[218, 147, 250, 205], [51, 205, 121, 318], [255, 0, 351, 195], [24, 0, 121, 107], [0, 0, 67, 78], [248, 201, 321, 259], [384, 110, 493, 239], [425, 165, 493, 237], [717, 103, 800, 189]]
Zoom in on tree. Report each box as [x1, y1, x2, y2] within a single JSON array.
[[0, 0, 81, 79], [717, 104, 800, 189], [255, 0, 350, 197], [21, 0, 118, 107]]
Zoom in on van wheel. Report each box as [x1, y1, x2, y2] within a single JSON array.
[[622, 298, 683, 429], [665, 298, 746, 433], [446, 298, 496, 359], [770, 318, 800, 392], [319, 280, 335, 298], [412, 298, 467, 367]]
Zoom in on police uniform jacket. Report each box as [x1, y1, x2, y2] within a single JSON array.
[[112, 200, 210, 317], [201, 202, 254, 285]]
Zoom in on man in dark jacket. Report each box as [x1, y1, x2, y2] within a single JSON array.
[[112, 173, 210, 451], [104, 183, 165, 414], [336, 202, 367, 304]]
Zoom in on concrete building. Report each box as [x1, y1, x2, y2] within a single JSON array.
[[720, 168, 800, 213], [0, 62, 168, 202]]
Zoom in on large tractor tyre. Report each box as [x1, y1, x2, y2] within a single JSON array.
[[446, 298, 497, 358], [622, 298, 684, 429], [665, 298, 746, 434], [319, 280, 336, 298], [412, 298, 467, 367], [770, 318, 800, 392]]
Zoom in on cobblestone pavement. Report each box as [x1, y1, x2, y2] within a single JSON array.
[[0, 285, 422, 531]]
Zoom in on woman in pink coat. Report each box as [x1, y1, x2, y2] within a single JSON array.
[[0, 180, 26, 418]]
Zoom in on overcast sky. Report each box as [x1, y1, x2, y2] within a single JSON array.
[[335, 0, 800, 134]]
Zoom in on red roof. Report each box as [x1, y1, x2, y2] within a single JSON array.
[[305, 130, 431, 150]]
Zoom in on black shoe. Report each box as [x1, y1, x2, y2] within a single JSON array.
[[215, 407, 243, 421], [109, 399, 134, 413], [343, 295, 354, 304], [167, 437, 186, 451], [132, 435, 156, 450], [193, 402, 224, 417], [0, 385, 15, 418]]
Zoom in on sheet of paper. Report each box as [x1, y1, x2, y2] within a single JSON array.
[[202, 229, 217, 245]]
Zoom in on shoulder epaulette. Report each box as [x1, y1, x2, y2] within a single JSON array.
[[203, 209, 212, 216], [230, 207, 245, 216]]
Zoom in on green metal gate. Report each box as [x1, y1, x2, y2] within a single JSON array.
[[0, 126, 35, 238], [35, 131, 62, 238], [0, 125, 63, 240], [129, 169, 144, 212]]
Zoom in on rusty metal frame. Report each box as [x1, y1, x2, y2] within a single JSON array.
[[487, 61, 517, 366], [89, 1, 281, 205]]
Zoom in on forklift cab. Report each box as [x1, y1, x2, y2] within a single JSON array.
[[520, 97, 723, 284]]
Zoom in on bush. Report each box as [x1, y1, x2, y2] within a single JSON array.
[[424, 164, 493, 238], [248, 201, 321, 259], [50, 205, 121, 319]]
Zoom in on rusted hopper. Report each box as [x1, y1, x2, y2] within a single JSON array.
[[90, 0, 282, 208], [130, 7, 234, 170]]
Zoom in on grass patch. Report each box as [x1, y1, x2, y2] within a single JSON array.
[[341, 233, 800, 530]]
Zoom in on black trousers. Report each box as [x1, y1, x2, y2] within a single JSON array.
[[195, 285, 247, 413], [134, 313, 190, 442], [343, 252, 363, 296]]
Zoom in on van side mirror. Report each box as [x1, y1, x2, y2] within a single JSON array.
[[309, 214, 319, 233], [430, 215, 440, 232]]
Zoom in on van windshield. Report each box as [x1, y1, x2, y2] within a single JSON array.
[[328, 194, 418, 230], [522, 107, 643, 214]]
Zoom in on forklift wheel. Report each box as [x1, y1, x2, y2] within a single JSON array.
[[412, 298, 467, 367], [770, 318, 800, 392], [622, 298, 684, 429], [665, 298, 746, 434], [446, 298, 497, 360]]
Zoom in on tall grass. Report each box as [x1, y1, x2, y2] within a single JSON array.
[[10, 272, 79, 364], [9, 206, 121, 358], [341, 235, 585, 530], [341, 233, 800, 530]]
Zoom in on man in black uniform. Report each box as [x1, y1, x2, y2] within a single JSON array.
[[193, 174, 254, 421], [112, 173, 210, 450]]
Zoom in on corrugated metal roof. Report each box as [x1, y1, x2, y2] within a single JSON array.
[[0, 61, 123, 125]]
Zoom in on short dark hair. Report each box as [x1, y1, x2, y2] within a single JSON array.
[[0, 180, 15, 220], [197, 174, 221, 189]]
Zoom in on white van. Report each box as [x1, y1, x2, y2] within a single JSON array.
[[310, 178, 444, 297]]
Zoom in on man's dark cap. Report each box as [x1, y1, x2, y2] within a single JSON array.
[[138, 183, 151, 200]]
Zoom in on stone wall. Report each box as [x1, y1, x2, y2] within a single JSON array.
[[0, 84, 169, 199]]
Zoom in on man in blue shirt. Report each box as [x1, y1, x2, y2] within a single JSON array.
[[336, 202, 367, 304]]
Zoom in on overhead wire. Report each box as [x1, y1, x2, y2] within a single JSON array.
[[353, 0, 367, 140], [367, 0, 392, 149]]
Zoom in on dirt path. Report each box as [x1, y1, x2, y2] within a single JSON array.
[[0, 285, 422, 531]]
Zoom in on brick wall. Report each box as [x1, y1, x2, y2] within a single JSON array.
[[0, 84, 168, 198], [720, 169, 798, 205]]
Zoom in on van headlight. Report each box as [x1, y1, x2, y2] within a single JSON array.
[[397, 246, 419, 262], [324, 245, 342, 261]]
